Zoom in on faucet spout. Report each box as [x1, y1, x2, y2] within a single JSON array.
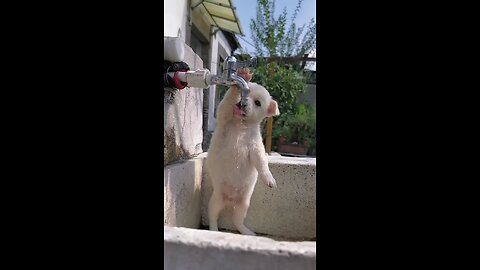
[[230, 74, 250, 108], [207, 55, 255, 109], [230, 74, 249, 89]]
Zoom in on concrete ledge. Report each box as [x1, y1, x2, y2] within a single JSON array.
[[164, 226, 316, 270], [201, 154, 316, 240], [164, 156, 204, 228]]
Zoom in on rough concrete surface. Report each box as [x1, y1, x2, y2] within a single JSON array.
[[201, 155, 316, 240], [164, 43, 204, 166], [164, 156, 204, 228], [164, 226, 316, 270]]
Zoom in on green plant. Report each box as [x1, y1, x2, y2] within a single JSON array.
[[249, 0, 316, 57], [270, 103, 315, 153], [272, 122, 289, 139], [283, 103, 316, 145], [252, 62, 308, 117], [250, 62, 314, 153]]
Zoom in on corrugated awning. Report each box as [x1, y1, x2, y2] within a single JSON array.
[[191, 0, 244, 36]]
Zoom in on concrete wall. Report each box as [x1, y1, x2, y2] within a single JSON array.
[[164, 44, 204, 166], [164, 155, 204, 228], [164, 154, 316, 268], [201, 156, 316, 240], [164, 0, 236, 153], [163, 36, 234, 164], [164, 154, 316, 240], [165, 226, 316, 270]]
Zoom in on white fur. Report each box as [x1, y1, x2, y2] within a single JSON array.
[[206, 82, 280, 235]]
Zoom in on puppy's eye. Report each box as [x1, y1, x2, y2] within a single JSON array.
[[254, 100, 261, 107]]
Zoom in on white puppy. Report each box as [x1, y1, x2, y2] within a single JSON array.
[[206, 68, 280, 236]]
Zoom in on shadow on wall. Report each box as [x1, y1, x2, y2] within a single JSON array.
[[164, 158, 203, 228]]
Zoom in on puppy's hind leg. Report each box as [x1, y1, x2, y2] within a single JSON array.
[[208, 190, 224, 231], [233, 200, 256, 236]]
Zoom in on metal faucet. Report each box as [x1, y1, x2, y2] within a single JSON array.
[[210, 56, 256, 109], [165, 56, 256, 108]]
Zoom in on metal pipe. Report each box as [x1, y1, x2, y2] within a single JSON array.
[[229, 74, 249, 108], [165, 56, 255, 108]]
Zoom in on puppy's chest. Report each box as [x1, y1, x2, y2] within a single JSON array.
[[225, 132, 250, 156], [217, 129, 253, 160]]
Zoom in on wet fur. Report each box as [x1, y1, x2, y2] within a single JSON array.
[[206, 81, 280, 235]]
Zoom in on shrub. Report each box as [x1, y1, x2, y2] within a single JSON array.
[[252, 62, 308, 118]]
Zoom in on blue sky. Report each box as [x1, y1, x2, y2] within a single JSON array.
[[233, 0, 316, 55]]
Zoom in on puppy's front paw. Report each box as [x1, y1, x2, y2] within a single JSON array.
[[262, 174, 277, 189], [236, 68, 252, 82]]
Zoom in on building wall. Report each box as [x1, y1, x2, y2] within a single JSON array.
[[164, 0, 236, 152], [164, 44, 204, 166], [164, 0, 189, 41], [206, 30, 233, 132]]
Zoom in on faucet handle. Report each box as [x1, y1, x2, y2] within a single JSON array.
[[223, 55, 237, 77], [221, 56, 257, 85]]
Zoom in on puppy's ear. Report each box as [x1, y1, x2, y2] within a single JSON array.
[[267, 100, 280, 117]]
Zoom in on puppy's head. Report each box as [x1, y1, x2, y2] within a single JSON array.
[[233, 82, 280, 123]]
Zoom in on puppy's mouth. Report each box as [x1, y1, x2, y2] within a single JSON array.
[[233, 102, 247, 117]]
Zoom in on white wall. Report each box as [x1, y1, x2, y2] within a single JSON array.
[[164, 0, 189, 41]]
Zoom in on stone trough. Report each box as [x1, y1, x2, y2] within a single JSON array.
[[164, 153, 316, 269]]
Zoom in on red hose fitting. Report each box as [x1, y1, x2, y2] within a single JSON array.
[[172, 70, 188, 90]]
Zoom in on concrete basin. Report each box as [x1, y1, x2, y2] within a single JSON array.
[[164, 153, 316, 269], [164, 226, 316, 270]]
